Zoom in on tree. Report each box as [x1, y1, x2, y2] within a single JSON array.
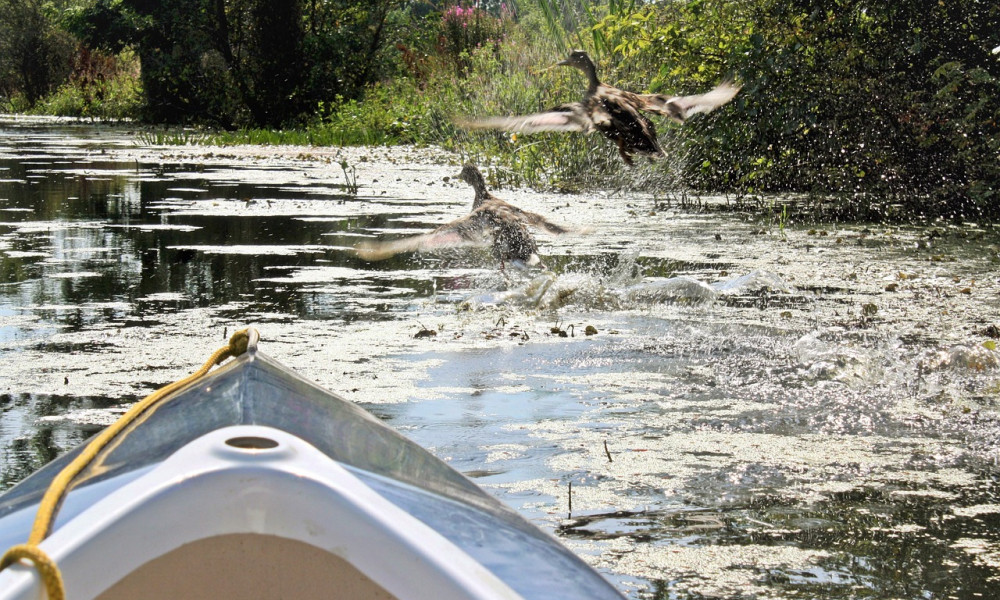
[[67, 0, 406, 127], [0, 0, 75, 106]]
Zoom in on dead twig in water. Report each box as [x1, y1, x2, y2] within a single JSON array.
[[604, 440, 613, 462]]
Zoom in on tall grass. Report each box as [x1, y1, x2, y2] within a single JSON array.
[[135, 129, 209, 146], [531, 0, 638, 59], [33, 73, 142, 121]]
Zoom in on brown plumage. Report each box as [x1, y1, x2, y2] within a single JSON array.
[[458, 50, 740, 165], [355, 165, 577, 270]]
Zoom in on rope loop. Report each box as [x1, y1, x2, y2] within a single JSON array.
[[223, 328, 251, 363], [0, 545, 65, 600]]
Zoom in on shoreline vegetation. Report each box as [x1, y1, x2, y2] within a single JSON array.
[[1, 1, 997, 222]]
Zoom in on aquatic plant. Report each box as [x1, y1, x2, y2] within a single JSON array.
[[134, 128, 209, 146], [339, 158, 359, 196]]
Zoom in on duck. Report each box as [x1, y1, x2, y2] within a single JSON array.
[[355, 165, 580, 271], [458, 50, 740, 165]]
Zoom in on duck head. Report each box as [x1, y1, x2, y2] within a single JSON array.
[[459, 164, 484, 186], [556, 50, 600, 90], [459, 164, 490, 208], [557, 50, 593, 70]]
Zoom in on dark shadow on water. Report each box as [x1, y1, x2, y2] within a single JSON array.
[[561, 482, 1000, 600], [0, 392, 130, 491]]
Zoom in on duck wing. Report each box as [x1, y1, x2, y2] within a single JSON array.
[[355, 213, 492, 261], [636, 81, 741, 123], [456, 103, 594, 133], [481, 199, 577, 235]]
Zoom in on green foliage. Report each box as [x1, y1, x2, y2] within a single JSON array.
[[577, 0, 1000, 219], [318, 84, 434, 145], [438, 4, 508, 73], [194, 78, 435, 146], [532, 0, 637, 57], [299, 0, 408, 103]]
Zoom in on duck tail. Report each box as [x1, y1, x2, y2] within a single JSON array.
[[538, 219, 571, 235]]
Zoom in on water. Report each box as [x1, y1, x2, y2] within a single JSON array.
[[2, 115, 1000, 598]]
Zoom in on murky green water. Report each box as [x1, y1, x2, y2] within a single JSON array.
[[2, 115, 1000, 598]]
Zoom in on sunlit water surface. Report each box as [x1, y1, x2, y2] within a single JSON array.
[[2, 116, 1000, 599]]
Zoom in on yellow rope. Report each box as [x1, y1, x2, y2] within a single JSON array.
[[0, 328, 254, 599]]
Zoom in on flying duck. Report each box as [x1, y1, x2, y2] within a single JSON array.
[[458, 50, 740, 165]]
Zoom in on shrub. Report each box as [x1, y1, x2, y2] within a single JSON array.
[[437, 3, 511, 73], [32, 48, 142, 120]]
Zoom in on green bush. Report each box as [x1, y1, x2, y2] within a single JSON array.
[[573, 0, 1000, 218]]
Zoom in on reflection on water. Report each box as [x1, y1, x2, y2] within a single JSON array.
[[2, 117, 1000, 599], [0, 128, 465, 327]]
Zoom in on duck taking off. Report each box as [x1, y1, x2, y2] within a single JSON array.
[[458, 50, 740, 165], [355, 165, 581, 271]]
